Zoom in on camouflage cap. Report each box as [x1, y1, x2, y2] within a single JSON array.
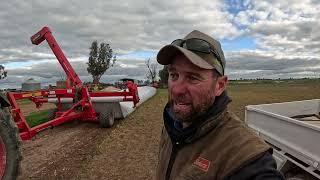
[[157, 30, 226, 75]]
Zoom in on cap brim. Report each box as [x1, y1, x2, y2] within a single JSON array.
[[156, 45, 214, 70]]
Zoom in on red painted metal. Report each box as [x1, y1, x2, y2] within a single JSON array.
[[31, 27, 83, 88], [6, 26, 140, 140], [7, 92, 32, 140], [0, 135, 6, 178]]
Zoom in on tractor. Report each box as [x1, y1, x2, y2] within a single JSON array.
[[0, 93, 20, 180]]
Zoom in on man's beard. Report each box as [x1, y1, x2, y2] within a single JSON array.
[[169, 93, 215, 123]]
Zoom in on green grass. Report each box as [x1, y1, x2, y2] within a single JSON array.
[[26, 109, 53, 127]]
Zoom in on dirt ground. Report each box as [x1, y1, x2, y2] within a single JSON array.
[[18, 91, 167, 180]]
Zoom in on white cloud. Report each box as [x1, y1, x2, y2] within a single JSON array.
[[0, 0, 245, 88], [1, 0, 320, 88], [0, 0, 239, 65], [119, 63, 139, 68], [225, 0, 320, 79], [241, 0, 320, 50]]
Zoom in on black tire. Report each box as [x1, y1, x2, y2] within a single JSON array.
[[0, 107, 21, 180], [99, 110, 114, 128]]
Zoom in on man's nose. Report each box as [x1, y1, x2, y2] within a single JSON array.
[[170, 78, 187, 95]]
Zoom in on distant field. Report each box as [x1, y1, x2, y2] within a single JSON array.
[[227, 79, 320, 119]]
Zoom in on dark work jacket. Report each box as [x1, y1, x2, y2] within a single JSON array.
[[156, 92, 284, 180], [227, 151, 284, 179]]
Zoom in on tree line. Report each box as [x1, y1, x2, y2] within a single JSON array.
[[1, 41, 169, 87]]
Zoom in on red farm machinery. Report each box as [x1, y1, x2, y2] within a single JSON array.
[[0, 26, 140, 179]]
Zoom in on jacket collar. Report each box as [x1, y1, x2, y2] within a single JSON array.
[[164, 91, 232, 144]]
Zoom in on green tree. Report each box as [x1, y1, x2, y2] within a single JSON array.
[[159, 65, 168, 87], [87, 41, 116, 83], [0, 65, 7, 79]]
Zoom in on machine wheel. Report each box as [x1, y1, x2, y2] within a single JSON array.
[[0, 108, 21, 180], [99, 110, 114, 128]]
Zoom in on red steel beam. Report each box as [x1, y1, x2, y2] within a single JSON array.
[[31, 27, 83, 88]]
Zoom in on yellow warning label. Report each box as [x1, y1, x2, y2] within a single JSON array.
[[22, 92, 42, 98]]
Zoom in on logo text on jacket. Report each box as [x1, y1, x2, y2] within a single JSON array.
[[193, 157, 211, 172]]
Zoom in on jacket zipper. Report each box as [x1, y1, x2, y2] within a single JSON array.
[[165, 141, 181, 180]]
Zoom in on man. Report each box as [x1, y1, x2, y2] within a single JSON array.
[[156, 30, 284, 180]]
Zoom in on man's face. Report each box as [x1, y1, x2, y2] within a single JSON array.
[[168, 54, 225, 124]]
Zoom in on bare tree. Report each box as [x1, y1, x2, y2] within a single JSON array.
[[0, 65, 7, 79], [145, 58, 157, 84], [159, 65, 169, 87]]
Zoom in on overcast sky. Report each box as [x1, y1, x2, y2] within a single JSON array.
[[1, 0, 320, 89]]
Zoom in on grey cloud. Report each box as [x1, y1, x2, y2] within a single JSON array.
[[233, 0, 320, 57], [0, 0, 239, 88], [1, 0, 320, 85], [227, 51, 320, 70], [225, 50, 320, 79], [0, 0, 236, 65], [250, 20, 320, 42], [1, 57, 162, 88]]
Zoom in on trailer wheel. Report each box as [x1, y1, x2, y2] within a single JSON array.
[[0, 108, 21, 180], [99, 110, 114, 128]]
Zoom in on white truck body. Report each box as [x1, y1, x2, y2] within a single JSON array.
[[245, 99, 320, 179]]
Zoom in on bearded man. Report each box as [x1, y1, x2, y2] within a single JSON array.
[[155, 30, 284, 180]]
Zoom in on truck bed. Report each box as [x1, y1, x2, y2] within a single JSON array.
[[306, 120, 320, 127], [245, 99, 320, 177], [292, 114, 320, 127]]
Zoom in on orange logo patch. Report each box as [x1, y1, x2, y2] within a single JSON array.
[[193, 157, 211, 172]]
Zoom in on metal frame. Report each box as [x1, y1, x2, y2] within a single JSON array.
[[7, 27, 140, 140]]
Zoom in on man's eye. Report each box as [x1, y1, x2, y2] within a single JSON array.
[[188, 76, 199, 81], [169, 73, 178, 79]]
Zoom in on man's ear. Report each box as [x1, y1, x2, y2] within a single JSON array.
[[215, 76, 228, 96]]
